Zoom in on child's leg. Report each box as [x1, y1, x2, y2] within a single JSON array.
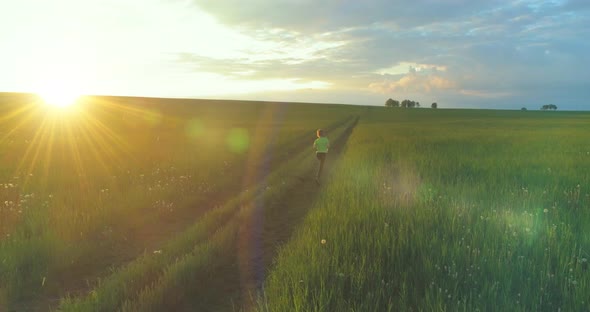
[[316, 153, 326, 178]]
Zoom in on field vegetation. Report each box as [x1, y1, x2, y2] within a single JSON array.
[[2, 93, 590, 311], [0, 93, 361, 310], [261, 108, 590, 311]]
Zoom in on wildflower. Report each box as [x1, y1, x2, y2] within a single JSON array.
[[543, 209, 548, 213], [321, 239, 327, 245]]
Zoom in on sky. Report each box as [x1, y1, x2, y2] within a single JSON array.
[[1, 0, 589, 109]]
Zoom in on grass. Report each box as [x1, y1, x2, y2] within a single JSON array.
[[57, 113, 357, 312], [4, 94, 590, 311], [0, 93, 362, 310], [260, 107, 590, 311]]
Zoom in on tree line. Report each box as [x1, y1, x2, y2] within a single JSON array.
[[385, 98, 437, 108], [540, 104, 557, 110], [386, 99, 558, 110]]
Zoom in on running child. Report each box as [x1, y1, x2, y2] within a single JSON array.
[[313, 129, 330, 183]]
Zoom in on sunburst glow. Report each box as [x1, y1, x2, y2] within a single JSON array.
[[38, 89, 81, 109]]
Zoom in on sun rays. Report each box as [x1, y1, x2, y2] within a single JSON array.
[[0, 95, 158, 192]]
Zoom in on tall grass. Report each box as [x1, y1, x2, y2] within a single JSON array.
[[261, 108, 590, 311], [57, 114, 358, 311], [0, 94, 363, 308]]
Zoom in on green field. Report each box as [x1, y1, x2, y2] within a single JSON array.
[[261, 108, 590, 311], [1, 93, 589, 311]]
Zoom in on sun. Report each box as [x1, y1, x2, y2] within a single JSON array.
[[36, 84, 81, 109], [38, 89, 80, 109]]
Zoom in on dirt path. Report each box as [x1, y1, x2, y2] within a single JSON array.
[[176, 117, 358, 311]]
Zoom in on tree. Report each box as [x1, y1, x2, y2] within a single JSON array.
[[541, 104, 557, 111], [385, 98, 400, 107], [401, 99, 418, 108], [431, 102, 437, 109], [391, 98, 423, 108], [521, 107, 527, 111]]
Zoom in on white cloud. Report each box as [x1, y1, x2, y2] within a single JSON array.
[[369, 72, 456, 94], [375, 62, 448, 75]]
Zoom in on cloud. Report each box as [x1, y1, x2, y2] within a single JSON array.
[[1, 0, 588, 109], [369, 72, 456, 94], [459, 89, 514, 98], [191, 0, 502, 33], [179, 0, 590, 107], [376, 62, 448, 75], [179, 0, 590, 108], [175, 52, 358, 85]]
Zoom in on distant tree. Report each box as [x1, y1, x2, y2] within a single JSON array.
[[385, 98, 400, 107], [521, 107, 527, 111], [390, 99, 423, 108], [401, 99, 418, 108], [541, 104, 557, 111], [431, 102, 437, 109]]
